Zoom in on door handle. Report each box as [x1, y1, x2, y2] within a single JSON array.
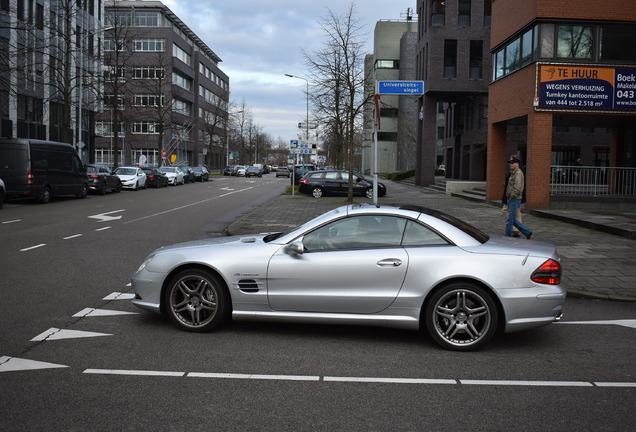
[[377, 259, 402, 267]]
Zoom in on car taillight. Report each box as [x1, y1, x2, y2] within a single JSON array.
[[27, 170, 34, 185], [300, 178, 308, 184], [531, 259, 561, 285], [148, 175, 155, 179], [89, 174, 100, 179]]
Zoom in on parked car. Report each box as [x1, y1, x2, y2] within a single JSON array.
[[142, 168, 168, 188], [0, 138, 88, 204], [0, 178, 5, 209], [223, 165, 235, 176], [291, 164, 317, 185], [234, 165, 247, 176], [275, 167, 290, 178], [86, 164, 122, 195], [191, 166, 209, 182], [182, 166, 195, 183], [131, 203, 565, 351], [114, 166, 147, 190], [245, 166, 262, 177], [299, 170, 387, 199], [159, 166, 185, 185]]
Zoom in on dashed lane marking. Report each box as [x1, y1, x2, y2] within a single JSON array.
[[31, 328, 112, 341]]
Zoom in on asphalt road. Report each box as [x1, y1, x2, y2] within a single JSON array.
[[1, 175, 635, 431]]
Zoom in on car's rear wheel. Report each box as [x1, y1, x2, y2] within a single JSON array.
[[312, 187, 323, 198], [425, 282, 498, 351], [38, 186, 51, 204], [164, 269, 230, 332], [365, 188, 374, 199]]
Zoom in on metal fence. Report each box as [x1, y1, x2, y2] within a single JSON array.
[[550, 166, 636, 197]]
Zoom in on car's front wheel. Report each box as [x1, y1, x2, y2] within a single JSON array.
[[365, 188, 374, 199], [312, 187, 323, 198], [425, 282, 498, 351], [164, 268, 230, 332]]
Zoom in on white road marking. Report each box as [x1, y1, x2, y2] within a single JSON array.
[[0, 356, 69, 372], [103, 292, 135, 300], [123, 187, 253, 224], [63, 234, 83, 240], [188, 372, 320, 381], [31, 328, 112, 341], [2, 219, 21, 224], [72, 308, 138, 318], [20, 244, 46, 252], [88, 209, 125, 223], [77, 368, 636, 388], [324, 377, 456, 384], [558, 319, 636, 329], [95, 226, 111, 231], [84, 369, 184, 377]]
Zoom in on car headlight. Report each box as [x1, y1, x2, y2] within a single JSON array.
[[136, 254, 156, 273]]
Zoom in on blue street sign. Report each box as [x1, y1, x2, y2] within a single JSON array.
[[377, 80, 425, 95]]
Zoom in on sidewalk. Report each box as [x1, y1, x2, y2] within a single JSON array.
[[228, 180, 636, 301]]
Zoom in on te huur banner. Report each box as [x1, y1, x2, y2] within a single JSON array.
[[536, 63, 636, 112]]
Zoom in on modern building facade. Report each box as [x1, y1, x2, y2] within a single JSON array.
[[414, 0, 492, 186], [487, 0, 636, 210], [97, 0, 229, 169], [363, 14, 418, 175], [1, 0, 104, 162]]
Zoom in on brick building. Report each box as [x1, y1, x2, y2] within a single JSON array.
[[487, 0, 636, 209]]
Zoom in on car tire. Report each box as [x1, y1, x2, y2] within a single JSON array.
[[365, 188, 374, 199], [311, 187, 323, 198], [164, 268, 231, 332], [114, 183, 122, 193], [98, 180, 107, 195], [77, 184, 88, 199], [133, 181, 138, 191], [425, 282, 498, 351], [38, 187, 51, 204]]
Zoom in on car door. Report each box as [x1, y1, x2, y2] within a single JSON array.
[[267, 215, 408, 314]]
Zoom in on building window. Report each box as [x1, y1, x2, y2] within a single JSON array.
[[431, 0, 445, 27], [104, 66, 125, 81], [173, 99, 191, 116], [443, 40, 457, 78], [600, 25, 636, 62], [133, 38, 165, 52], [132, 122, 159, 134], [375, 60, 399, 69], [173, 44, 191, 66], [104, 38, 125, 51], [458, 0, 471, 27], [505, 38, 521, 75], [133, 94, 164, 107], [172, 72, 192, 91], [521, 29, 534, 66], [377, 132, 398, 141], [104, 95, 125, 110], [132, 67, 165, 80], [134, 11, 160, 27], [557, 25, 593, 59], [105, 10, 132, 27], [469, 40, 482, 79], [483, 0, 491, 27]]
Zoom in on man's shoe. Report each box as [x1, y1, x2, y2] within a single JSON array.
[[526, 232, 532, 240], [512, 232, 521, 237]]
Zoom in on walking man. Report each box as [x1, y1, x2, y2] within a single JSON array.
[[505, 155, 532, 239]]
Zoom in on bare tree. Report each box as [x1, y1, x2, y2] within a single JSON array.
[[303, 3, 369, 201]]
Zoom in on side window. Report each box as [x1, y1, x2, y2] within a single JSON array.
[[325, 172, 338, 180], [402, 220, 449, 246], [302, 216, 406, 251]]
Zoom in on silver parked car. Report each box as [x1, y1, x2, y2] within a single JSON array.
[[131, 204, 565, 351]]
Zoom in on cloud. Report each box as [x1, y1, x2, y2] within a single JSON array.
[[160, 0, 416, 140]]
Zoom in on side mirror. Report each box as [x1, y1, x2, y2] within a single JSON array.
[[286, 240, 304, 255]]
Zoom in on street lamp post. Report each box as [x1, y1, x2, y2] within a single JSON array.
[[284, 74, 309, 141]]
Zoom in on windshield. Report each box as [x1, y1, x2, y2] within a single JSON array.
[[159, 167, 175, 173], [115, 168, 136, 175]]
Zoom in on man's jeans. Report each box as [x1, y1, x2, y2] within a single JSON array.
[[505, 199, 532, 237]]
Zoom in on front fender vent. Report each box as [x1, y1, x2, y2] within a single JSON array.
[[237, 279, 260, 293]]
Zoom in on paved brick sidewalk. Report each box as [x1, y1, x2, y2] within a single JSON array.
[[228, 180, 636, 301]]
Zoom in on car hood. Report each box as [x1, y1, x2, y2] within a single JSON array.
[[116, 174, 137, 180], [153, 234, 270, 253]]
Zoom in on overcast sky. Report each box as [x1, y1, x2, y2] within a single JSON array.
[[160, 0, 417, 142]]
